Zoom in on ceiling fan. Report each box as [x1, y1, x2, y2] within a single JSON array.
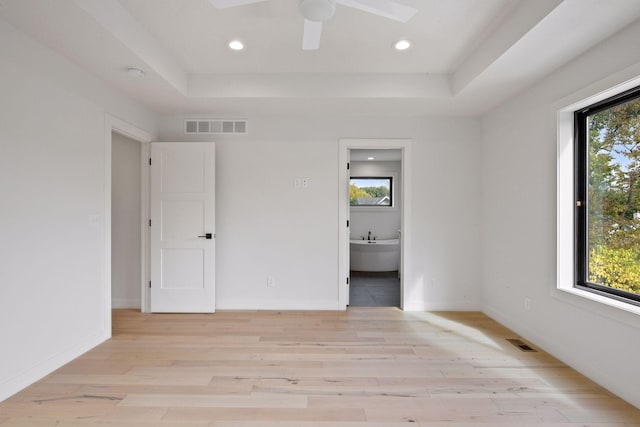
[[209, 0, 417, 50]]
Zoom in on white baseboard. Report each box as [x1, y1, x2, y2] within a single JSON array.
[[216, 299, 342, 311], [404, 300, 481, 311], [0, 330, 109, 402], [111, 298, 141, 309], [218, 299, 480, 312]]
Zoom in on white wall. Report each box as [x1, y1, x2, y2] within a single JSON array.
[[111, 132, 142, 309], [480, 21, 640, 408], [350, 160, 401, 241], [0, 17, 156, 401], [159, 116, 481, 311]]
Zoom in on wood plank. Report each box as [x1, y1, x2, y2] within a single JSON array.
[[118, 393, 307, 408], [162, 407, 367, 422]]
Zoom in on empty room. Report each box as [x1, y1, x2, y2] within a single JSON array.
[[1, 0, 640, 425]]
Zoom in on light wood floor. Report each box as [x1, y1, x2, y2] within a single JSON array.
[[1, 309, 639, 426]]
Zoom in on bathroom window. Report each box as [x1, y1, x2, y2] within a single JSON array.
[[575, 85, 640, 305], [350, 177, 392, 207]]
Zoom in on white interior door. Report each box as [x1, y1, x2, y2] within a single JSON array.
[[150, 142, 215, 313]]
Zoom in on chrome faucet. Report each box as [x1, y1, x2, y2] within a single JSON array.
[[368, 231, 372, 241]]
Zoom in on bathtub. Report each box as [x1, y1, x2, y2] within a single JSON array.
[[350, 238, 400, 272]]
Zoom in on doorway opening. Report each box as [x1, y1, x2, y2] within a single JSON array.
[[111, 131, 143, 310], [104, 115, 152, 334], [338, 139, 412, 310], [348, 149, 402, 307]]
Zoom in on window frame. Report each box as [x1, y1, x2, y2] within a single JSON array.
[[349, 176, 394, 208], [574, 85, 640, 306]]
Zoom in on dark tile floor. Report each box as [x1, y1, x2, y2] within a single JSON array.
[[349, 270, 400, 307]]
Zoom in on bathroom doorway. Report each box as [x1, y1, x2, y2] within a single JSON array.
[[348, 148, 402, 307], [338, 139, 412, 310]]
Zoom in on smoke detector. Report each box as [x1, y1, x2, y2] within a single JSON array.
[[299, 0, 336, 22]]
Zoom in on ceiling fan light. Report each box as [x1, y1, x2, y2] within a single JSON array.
[[299, 0, 336, 22]]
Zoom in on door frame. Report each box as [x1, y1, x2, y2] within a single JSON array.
[[105, 114, 154, 329], [338, 139, 412, 310]]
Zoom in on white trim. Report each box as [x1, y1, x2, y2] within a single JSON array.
[[105, 114, 154, 324], [107, 115, 154, 144], [104, 119, 112, 337], [339, 139, 412, 310], [112, 298, 142, 309], [217, 300, 341, 311], [554, 71, 640, 328], [551, 286, 640, 327], [404, 301, 480, 312], [140, 142, 151, 313]]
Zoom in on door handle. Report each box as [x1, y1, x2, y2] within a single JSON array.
[[198, 233, 213, 239]]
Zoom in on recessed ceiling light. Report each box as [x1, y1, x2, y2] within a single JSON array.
[[228, 39, 244, 51], [394, 39, 411, 51], [126, 67, 145, 78], [367, 157, 375, 160]]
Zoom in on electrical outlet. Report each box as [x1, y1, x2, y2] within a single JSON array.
[[524, 297, 531, 311], [302, 178, 309, 188], [294, 177, 301, 188], [267, 276, 275, 288]]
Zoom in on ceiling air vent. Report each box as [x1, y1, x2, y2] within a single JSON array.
[[185, 119, 248, 135]]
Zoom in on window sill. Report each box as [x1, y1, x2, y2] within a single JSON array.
[[552, 285, 640, 329]]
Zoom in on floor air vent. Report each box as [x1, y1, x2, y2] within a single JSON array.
[[506, 338, 537, 352], [185, 119, 247, 135]]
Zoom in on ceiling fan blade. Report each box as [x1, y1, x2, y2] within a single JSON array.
[[336, 0, 417, 22], [209, 0, 268, 9], [302, 19, 322, 50]]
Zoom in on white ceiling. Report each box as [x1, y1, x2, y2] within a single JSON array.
[[2, 0, 640, 117], [118, 0, 511, 74]]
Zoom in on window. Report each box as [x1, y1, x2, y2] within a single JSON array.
[[575, 86, 640, 305], [350, 177, 392, 206]]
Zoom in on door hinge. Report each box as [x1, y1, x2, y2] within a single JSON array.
[[148, 281, 151, 288], [149, 158, 152, 165], [346, 277, 349, 285], [148, 219, 151, 227], [347, 220, 349, 227], [347, 162, 350, 170]]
